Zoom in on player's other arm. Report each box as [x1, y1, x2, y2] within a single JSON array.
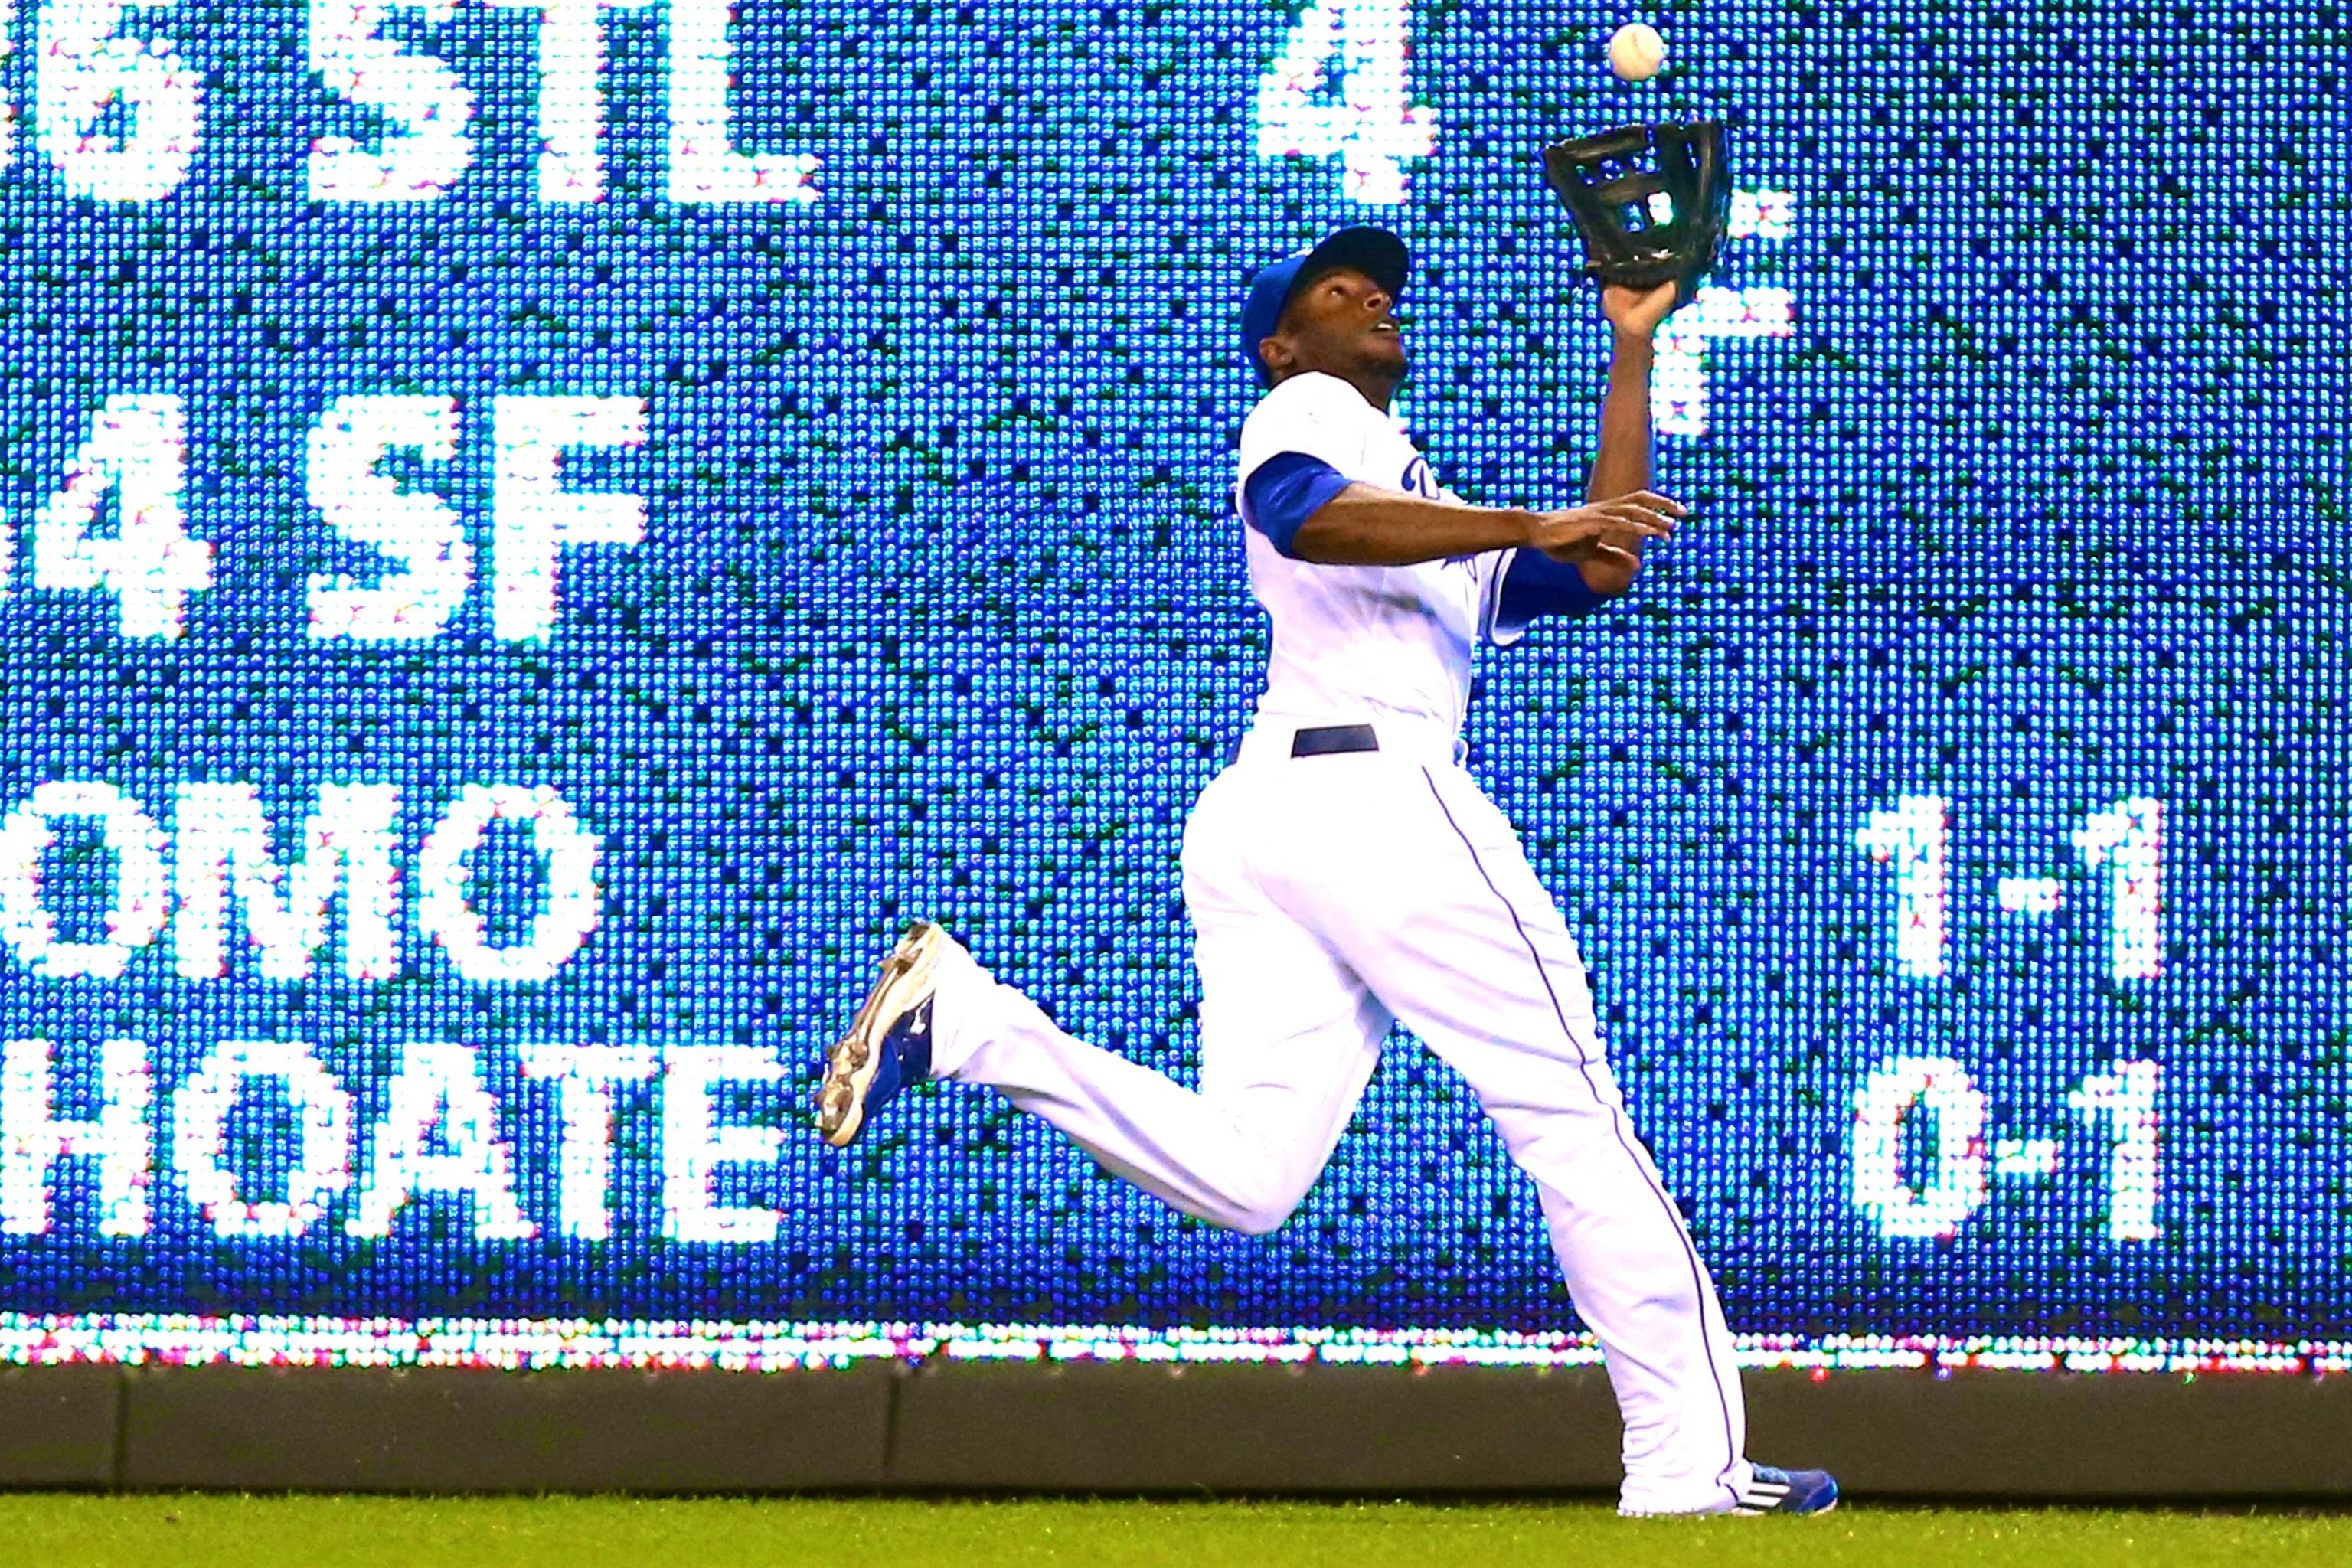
[[1255, 466, 1681, 570], [1574, 279, 1683, 596]]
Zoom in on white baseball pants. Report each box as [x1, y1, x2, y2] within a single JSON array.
[[928, 719, 1753, 1514]]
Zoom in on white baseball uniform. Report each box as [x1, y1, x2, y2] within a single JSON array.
[[925, 371, 1755, 1514]]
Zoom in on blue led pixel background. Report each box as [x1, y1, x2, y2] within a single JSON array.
[[0, 0, 2344, 1353]]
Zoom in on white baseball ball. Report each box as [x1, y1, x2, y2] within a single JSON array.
[[1608, 22, 1667, 82]]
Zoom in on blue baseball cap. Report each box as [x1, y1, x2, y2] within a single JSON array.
[[1240, 226, 1410, 384]]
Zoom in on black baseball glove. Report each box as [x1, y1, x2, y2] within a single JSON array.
[[1539, 120, 1731, 305]]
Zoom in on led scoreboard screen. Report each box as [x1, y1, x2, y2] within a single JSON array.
[[0, 0, 2343, 1372]]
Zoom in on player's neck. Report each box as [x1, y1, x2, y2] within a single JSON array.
[[1348, 371, 1398, 414], [1291, 365, 1400, 414]]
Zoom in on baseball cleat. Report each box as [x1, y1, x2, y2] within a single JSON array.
[[818, 920, 950, 1148], [1733, 1465, 1839, 1516]]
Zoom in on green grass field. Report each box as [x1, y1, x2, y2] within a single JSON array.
[[1, 1494, 2347, 1567]]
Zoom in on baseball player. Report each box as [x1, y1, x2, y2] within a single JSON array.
[[819, 225, 1837, 1517]]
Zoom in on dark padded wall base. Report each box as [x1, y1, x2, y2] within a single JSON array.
[[895, 1362, 2352, 1498], [890, 1361, 1627, 1491], [116, 1364, 893, 1492], [0, 1361, 2344, 1498], [0, 1366, 119, 1487], [1746, 1365, 2352, 1498]]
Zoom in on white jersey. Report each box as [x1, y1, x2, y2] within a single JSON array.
[[1233, 372, 1524, 740]]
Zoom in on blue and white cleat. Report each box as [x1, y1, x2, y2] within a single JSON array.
[[1733, 1465, 1840, 1516], [818, 920, 950, 1148]]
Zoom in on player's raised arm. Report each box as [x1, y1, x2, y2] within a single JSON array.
[[1576, 279, 1683, 595]]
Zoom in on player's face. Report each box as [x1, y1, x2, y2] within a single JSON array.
[[1265, 266, 1408, 385]]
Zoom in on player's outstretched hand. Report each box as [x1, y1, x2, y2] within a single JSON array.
[[1527, 491, 1684, 564]]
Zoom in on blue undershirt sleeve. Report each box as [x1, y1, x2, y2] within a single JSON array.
[[1241, 452, 1355, 559], [1495, 547, 1610, 637]]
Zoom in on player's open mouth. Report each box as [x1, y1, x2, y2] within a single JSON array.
[[1371, 320, 1398, 334]]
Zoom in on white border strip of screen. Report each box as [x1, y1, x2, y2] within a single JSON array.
[[0, 1314, 2341, 1375]]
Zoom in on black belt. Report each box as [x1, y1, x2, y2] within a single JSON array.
[[1226, 724, 1380, 765], [1291, 723, 1379, 757]]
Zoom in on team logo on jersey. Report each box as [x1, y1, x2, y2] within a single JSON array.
[[1401, 456, 1469, 571], [1401, 456, 1471, 571]]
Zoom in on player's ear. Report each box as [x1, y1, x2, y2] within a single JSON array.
[[1256, 335, 1292, 379]]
